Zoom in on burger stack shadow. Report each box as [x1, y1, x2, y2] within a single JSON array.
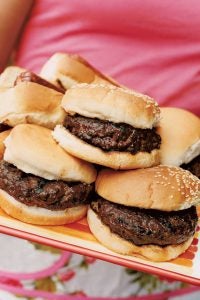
[[0, 53, 199, 263]]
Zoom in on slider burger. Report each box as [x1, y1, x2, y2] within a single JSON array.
[[0, 71, 65, 129], [53, 84, 161, 169], [40, 53, 120, 90], [87, 166, 200, 262], [0, 124, 96, 225], [158, 107, 200, 178]]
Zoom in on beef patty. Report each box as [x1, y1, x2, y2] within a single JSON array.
[[14, 71, 65, 94], [91, 198, 198, 246], [0, 161, 93, 210], [181, 155, 200, 179], [64, 115, 161, 154]]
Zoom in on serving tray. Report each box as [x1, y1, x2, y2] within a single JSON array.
[[0, 206, 200, 286]]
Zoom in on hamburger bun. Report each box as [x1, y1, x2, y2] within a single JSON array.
[[87, 208, 193, 262], [0, 82, 65, 129], [0, 189, 87, 225], [53, 125, 160, 169], [0, 66, 25, 88], [4, 124, 97, 183], [95, 166, 200, 211], [0, 130, 11, 160], [158, 107, 200, 166], [62, 84, 160, 129], [40, 53, 120, 89]]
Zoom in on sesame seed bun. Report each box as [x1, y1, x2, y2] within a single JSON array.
[[0, 189, 87, 225], [95, 166, 200, 211], [87, 208, 193, 262], [53, 125, 160, 169], [0, 82, 65, 129], [0, 66, 25, 88], [4, 124, 96, 183], [62, 84, 160, 129], [40, 53, 120, 89], [158, 107, 200, 166]]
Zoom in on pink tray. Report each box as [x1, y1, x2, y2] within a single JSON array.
[[0, 207, 200, 286]]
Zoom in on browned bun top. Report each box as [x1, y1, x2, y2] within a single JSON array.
[[4, 124, 97, 183], [157, 107, 200, 166], [40, 53, 120, 89], [62, 84, 160, 129], [96, 165, 200, 211]]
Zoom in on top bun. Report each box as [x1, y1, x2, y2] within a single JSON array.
[[62, 84, 160, 129], [0, 82, 65, 129], [40, 53, 120, 89], [0, 66, 25, 88], [4, 124, 96, 183], [158, 107, 200, 166], [96, 165, 200, 211]]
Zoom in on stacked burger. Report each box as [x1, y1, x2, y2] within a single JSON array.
[[0, 52, 199, 263]]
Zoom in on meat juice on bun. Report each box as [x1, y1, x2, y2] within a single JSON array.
[[53, 84, 161, 169], [88, 166, 200, 261], [0, 124, 96, 225]]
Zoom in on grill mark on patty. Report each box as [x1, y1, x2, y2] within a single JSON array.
[[0, 161, 93, 210], [181, 155, 200, 179], [64, 115, 161, 154], [91, 198, 198, 246]]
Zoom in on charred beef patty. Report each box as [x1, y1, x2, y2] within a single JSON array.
[[181, 155, 200, 179], [0, 161, 93, 210], [91, 198, 198, 246], [14, 71, 65, 94], [64, 115, 161, 154]]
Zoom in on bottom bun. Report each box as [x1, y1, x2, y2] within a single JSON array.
[[53, 125, 160, 169], [0, 189, 87, 225], [87, 208, 193, 262]]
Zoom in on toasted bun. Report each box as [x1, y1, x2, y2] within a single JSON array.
[[4, 124, 96, 183], [0, 66, 25, 88], [158, 107, 200, 166], [0, 130, 11, 160], [96, 166, 200, 211], [0, 189, 87, 225], [62, 84, 160, 129], [40, 53, 120, 89], [53, 125, 160, 170], [87, 208, 193, 262], [0, 82, 65, 129]]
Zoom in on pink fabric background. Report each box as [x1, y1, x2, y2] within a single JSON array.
[[15, 0, 200, 115]]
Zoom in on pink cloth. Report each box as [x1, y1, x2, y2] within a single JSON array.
[[15, 0, 200, 115]]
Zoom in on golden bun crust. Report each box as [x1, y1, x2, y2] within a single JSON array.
[[0, 130, 11, 160], [96, 166, 200, 211], [4, 124, 97, 183], [53, 125, 160, 170], [158, 107, 200, 166], [0, 189, 87, 225], [87, 208, 193, 262], [40, 53, 120, 89], [0, 66, 25, 88], [62, 84, 160, 129], [0, 82, 65, 129]]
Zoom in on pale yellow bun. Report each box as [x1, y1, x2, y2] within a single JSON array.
[[0, 66, 25, 88], [53, 125, 160, 170], [40, 53, 120, 89], [96, 166, 200, 211], [0, 189, 87, 225], [4, 124, 97, 183], [0, 82, 65, 129], [0, 130, 11, 160], [87, 208, 193, 262], [158, 107, 200, 166], [62, 84, 160, 129]]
